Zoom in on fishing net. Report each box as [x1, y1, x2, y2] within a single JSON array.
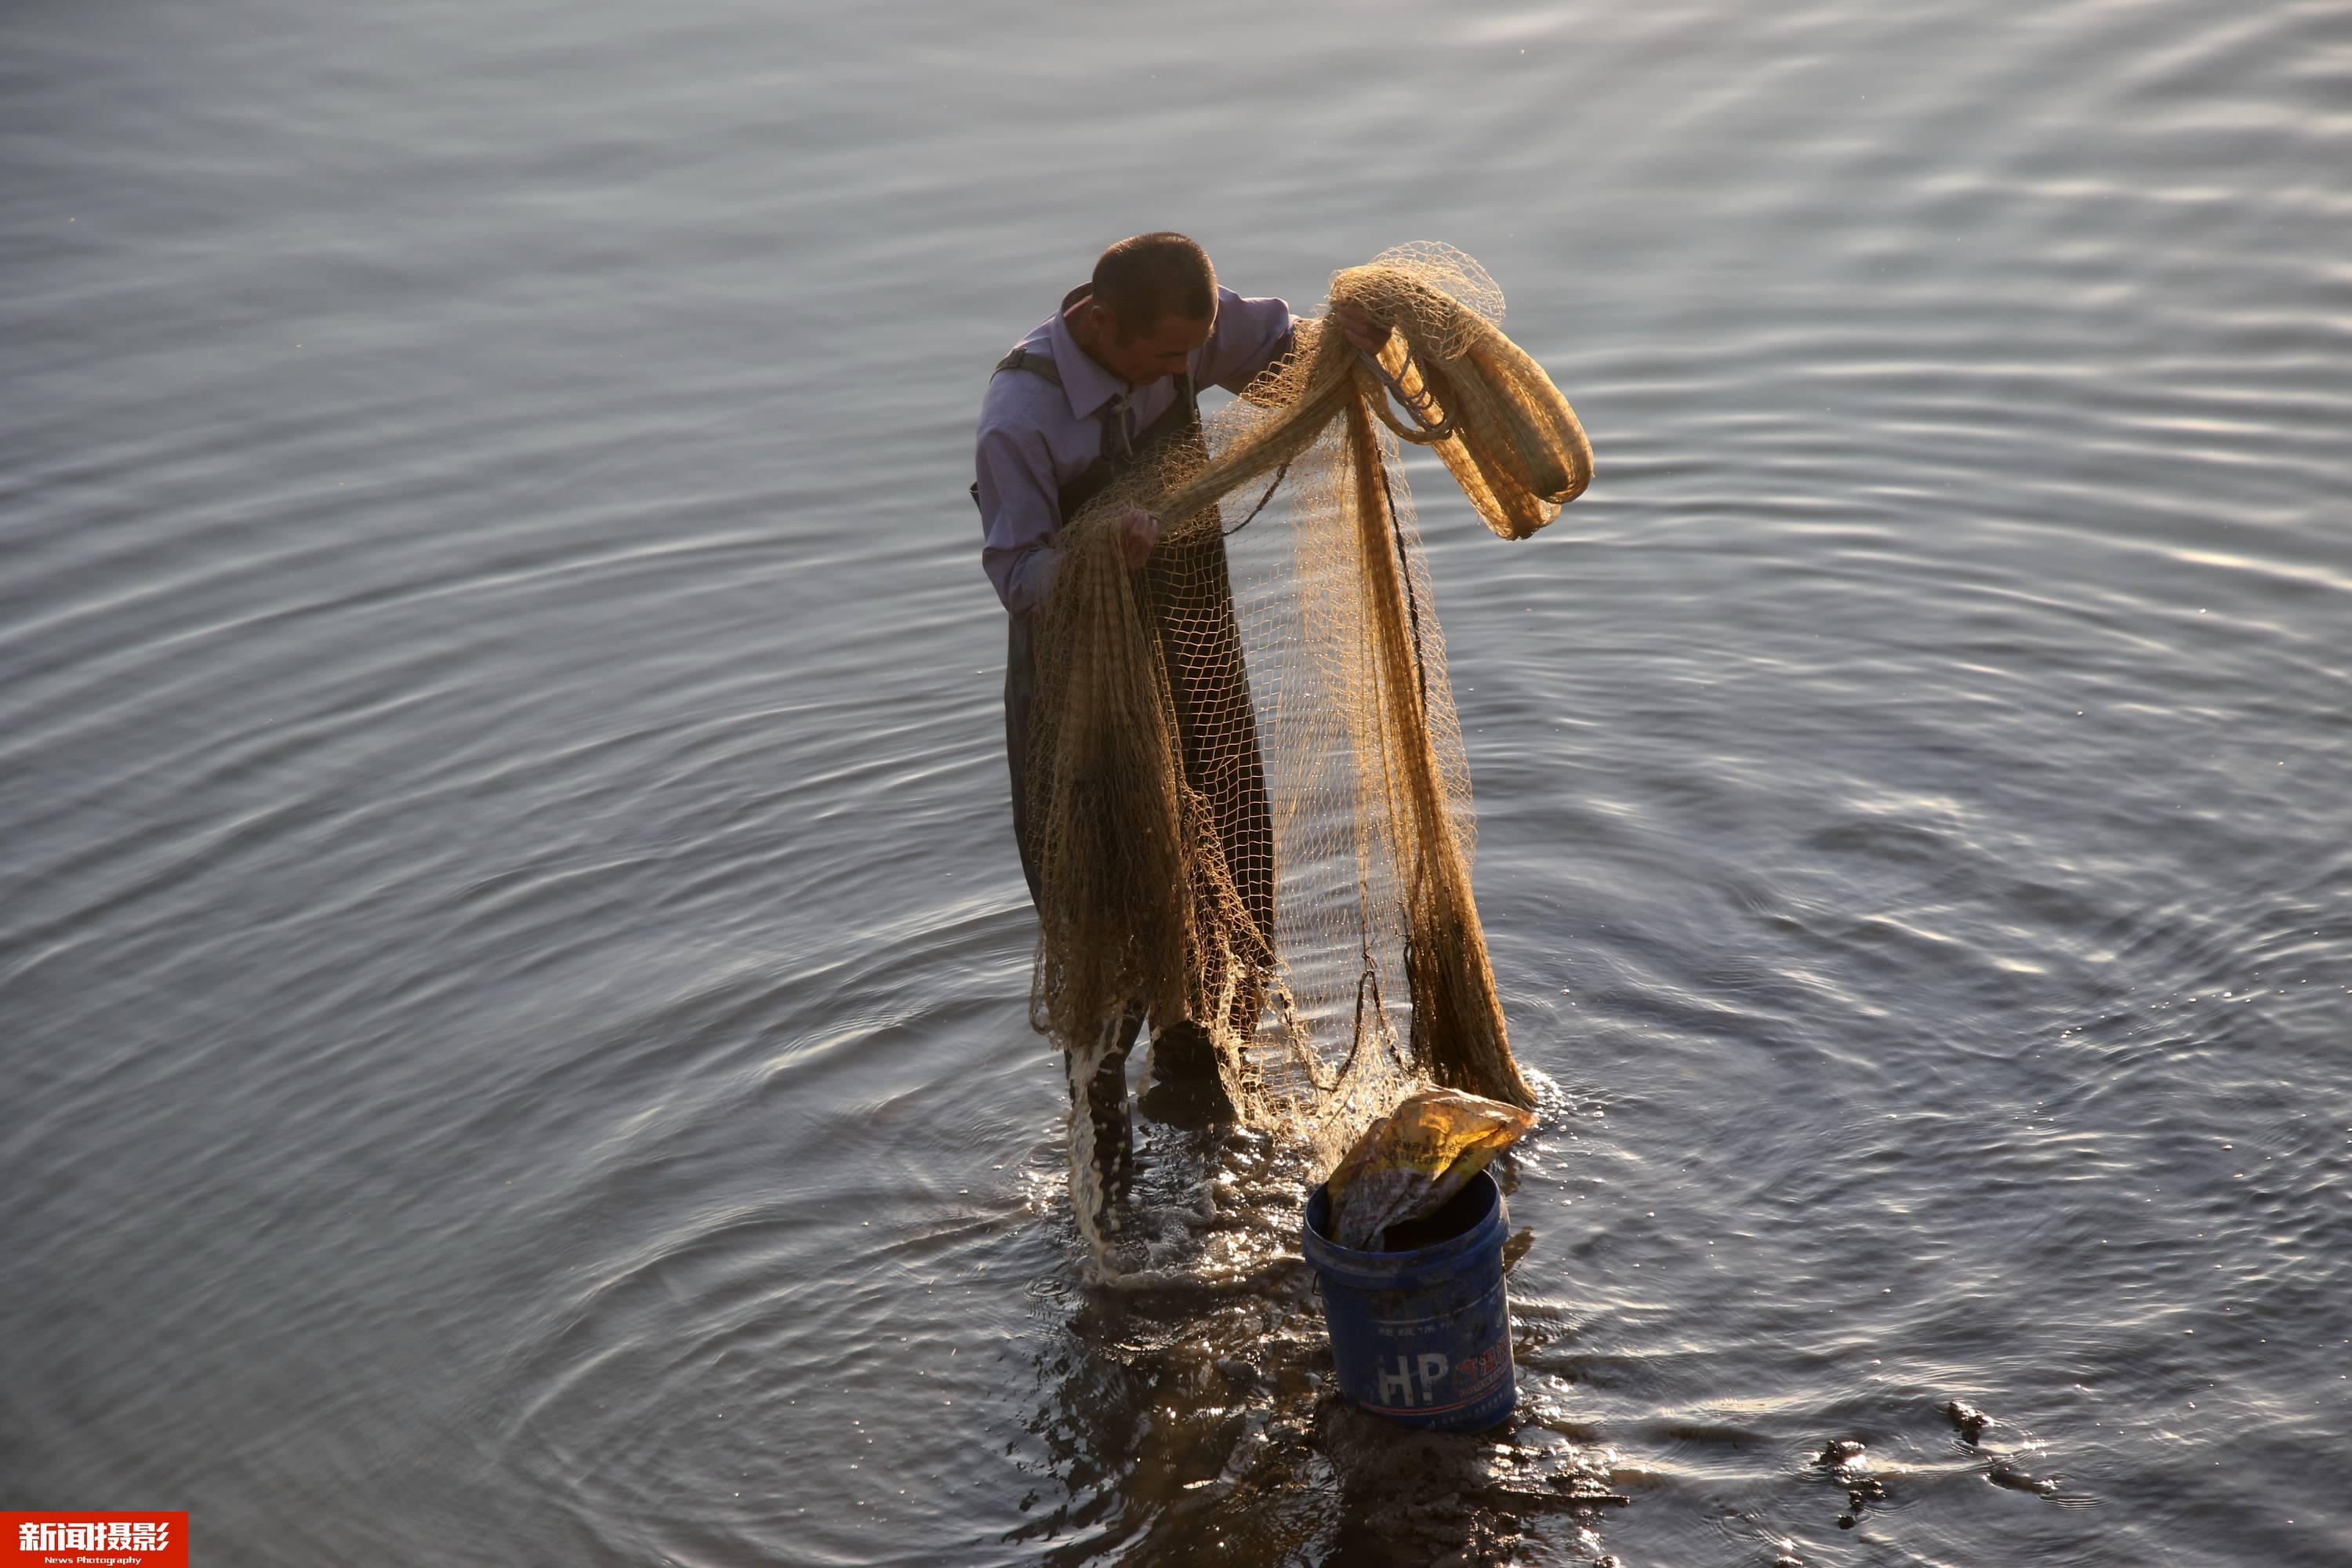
[[1023, 244, 1592, 1226]]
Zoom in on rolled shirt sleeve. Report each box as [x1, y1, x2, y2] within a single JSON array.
[[1199, 287, 1294, 394], [975, 422, 1063, 615]]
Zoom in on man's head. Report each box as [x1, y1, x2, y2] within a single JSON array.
[[1073, 232, 1218, 386]]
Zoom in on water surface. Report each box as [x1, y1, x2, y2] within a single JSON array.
[[4, 1, 2349, 1563]]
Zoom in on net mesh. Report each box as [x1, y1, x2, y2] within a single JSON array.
[[1024, 245, 1593, 1208]]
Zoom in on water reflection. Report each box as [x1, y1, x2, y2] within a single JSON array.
[[1004, 1135, 1628, 1566]]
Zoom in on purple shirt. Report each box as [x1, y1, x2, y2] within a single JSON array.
[[973, 285, 1294, 613]]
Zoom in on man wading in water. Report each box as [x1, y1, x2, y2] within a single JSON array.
[[972, 233, 1383, 1230]]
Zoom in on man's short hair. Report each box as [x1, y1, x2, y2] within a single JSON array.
[[1092, 233, 1217, 340]]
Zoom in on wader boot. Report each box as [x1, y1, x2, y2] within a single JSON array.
[[1065, 1006, 1141, 1232], [1141, 1018, 1236, 1127]]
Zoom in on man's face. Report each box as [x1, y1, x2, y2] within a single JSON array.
[[1093, 304, 1214, 387]]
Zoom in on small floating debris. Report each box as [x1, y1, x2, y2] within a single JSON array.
[[1543, 1475, 1631, 1507], [1811, 1437, 1886, 1529], [1987, 1457, 2099, 1505], [1987, 1461, 2059, 1496]]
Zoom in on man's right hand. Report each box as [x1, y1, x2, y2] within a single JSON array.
[[1117, 506, 1160, 569]]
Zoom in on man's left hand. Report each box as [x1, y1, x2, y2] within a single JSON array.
[[1331, 301, 1389, 356]]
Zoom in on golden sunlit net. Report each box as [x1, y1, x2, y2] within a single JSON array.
[[1023, 245, 1592, 1236]]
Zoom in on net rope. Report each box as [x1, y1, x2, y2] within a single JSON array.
[[1024, 244, 1593, 1213]]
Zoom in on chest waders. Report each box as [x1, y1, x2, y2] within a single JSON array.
[[975, 303, 1273, 1221]]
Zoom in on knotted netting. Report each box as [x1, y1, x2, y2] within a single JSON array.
[[1025, 244, 1592, 1204]]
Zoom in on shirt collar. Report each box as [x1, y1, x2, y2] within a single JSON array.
[[1046, 289, 1133, 423]]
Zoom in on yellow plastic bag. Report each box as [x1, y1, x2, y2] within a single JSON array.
[[1323, 1088, 1535, 1250]]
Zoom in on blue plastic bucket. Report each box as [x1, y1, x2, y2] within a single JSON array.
[[1301, 1169, 1515, 1432]]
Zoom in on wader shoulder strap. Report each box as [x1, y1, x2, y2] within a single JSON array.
[[972, 349, 1066, 513], [992, 347, 1063, 388]]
